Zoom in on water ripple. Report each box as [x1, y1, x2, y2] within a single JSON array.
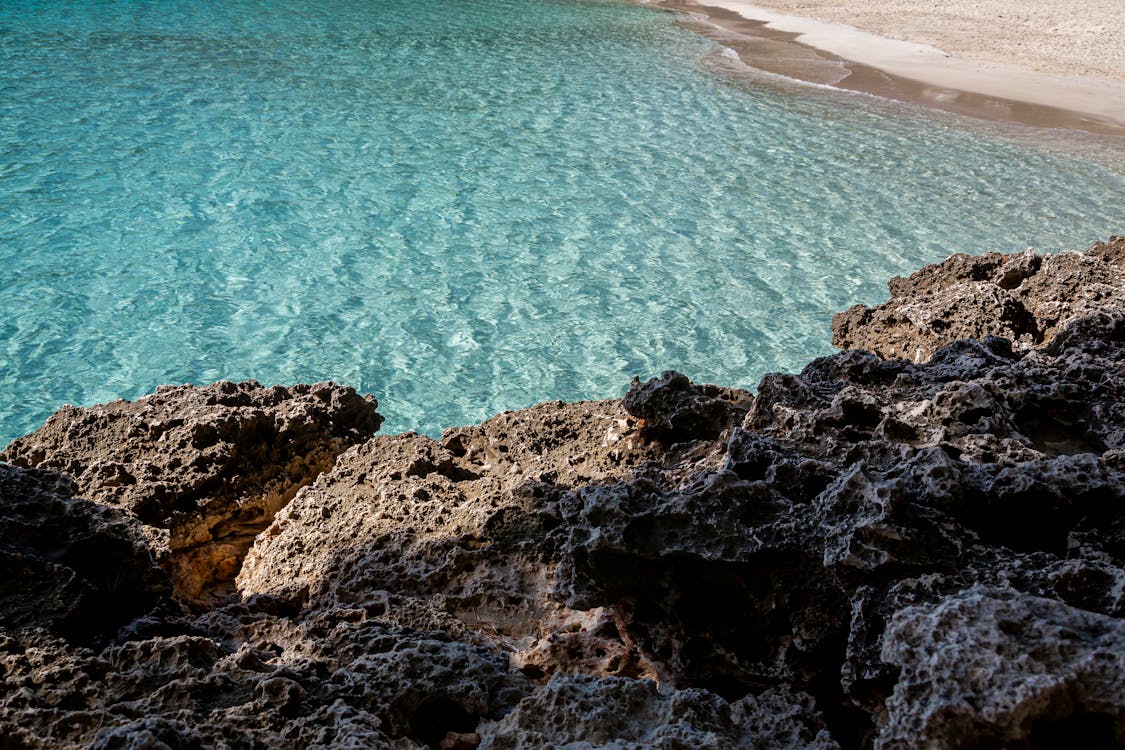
[[1, 0, 1123, 444]]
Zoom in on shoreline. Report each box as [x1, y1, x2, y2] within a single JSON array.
[[653, 0, 1125, 138]]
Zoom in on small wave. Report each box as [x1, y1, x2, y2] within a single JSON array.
[[719, 45, 741, 61]]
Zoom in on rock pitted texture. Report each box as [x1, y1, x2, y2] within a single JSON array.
[[237, 400, 667, 683], [2, 241, 1125, 749], [0, 464, 167, 646], [477, 675, 837, 749], [0, 381, 381, 604], [880, 586, 1125, 749], [832, 235, 1125, 361]]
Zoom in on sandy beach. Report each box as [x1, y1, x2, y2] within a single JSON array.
[[659, 0, 1125, 135]]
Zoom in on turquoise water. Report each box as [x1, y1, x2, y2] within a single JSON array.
[[2, 0, 1123, 445]]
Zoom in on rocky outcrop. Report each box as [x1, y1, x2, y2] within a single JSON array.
[[621, 370, 753, 442], [236, 400, 668, 683], [476, 675, 838, 749], [2, 241, 1124, 749], [0, 464, 167, 646], [0, 381, 381, 605], [880, 586, 1125, 749], [832, 235, 1125, 361], [548, 316, 1125, 746]]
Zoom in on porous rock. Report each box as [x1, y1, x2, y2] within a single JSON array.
[[1, 605, 520, 749], [0, 464, 167, 645], [551, 317, 1124, 727], [242, 306, 1125, 746], [476, 674, 838, 749], [621, 370, 752, 442], [879, 586, 1125, 749], [237, 400, 668, 682], [1, 380, 381, 604], [832, 236, 1125, 361]]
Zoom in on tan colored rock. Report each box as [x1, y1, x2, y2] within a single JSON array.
[[832, 236, 1125, 361], [1, 380, 381, 604], [237, 400, 666, 682]]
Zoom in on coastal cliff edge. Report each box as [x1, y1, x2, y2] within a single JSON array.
[[1, 237, 1124, 749]]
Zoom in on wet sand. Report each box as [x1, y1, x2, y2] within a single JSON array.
[[653, 0, 1125, 137]]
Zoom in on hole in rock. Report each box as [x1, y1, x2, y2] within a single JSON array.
[[957, 408, 991, 426], [964, 477, 1120, 557], [966, 501, 1070, 556], [520, 664, 546, 680], [941, 444, 963, 460], [1010, 406, 1104, 458], [730, 453, 774, 482], [442, 434, 468, 457], [820, 702, 876, 750], [245, 589, 308, 618], [880, 418, 919, 444], [830, 401, 883, 433], [804, 635, 878, 750], [409, 698, 477, 749], [406, 459, 438, 478]]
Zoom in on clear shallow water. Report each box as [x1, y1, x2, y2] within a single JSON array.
[[1, 0, 1123, 445]]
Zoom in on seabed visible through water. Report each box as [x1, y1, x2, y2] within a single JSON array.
[[1, 0, 1124, 445]]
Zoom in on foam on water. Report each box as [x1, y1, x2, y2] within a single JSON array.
[[1, 0, 1124, 444]]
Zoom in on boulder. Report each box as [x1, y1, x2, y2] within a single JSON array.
[[1, 380, 381, 604]]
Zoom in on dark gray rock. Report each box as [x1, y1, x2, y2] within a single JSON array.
[[879, 586, 1125, 749], [549, 311, 1125, 746], [622, 370, 752, 442], [0, 464, 168, 645], [478, 674, 838, 749]]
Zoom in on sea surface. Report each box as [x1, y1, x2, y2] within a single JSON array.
[[2, 0, 1124, 445]]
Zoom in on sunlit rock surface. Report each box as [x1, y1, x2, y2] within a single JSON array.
[[1, 240, 1123, 749], [832, 235, 1125, 362], [0, 381, 381, 604]]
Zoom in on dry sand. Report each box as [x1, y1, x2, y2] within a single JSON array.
[[665, 0, 1125, 133], [734, 0, 1125, 81]]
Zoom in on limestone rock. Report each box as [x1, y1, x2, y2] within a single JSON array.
[[0, 464, 168, 645], [1, 380, 382, 604], [832, 236, 1125, 361], [879, 586, 1125, 749]]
